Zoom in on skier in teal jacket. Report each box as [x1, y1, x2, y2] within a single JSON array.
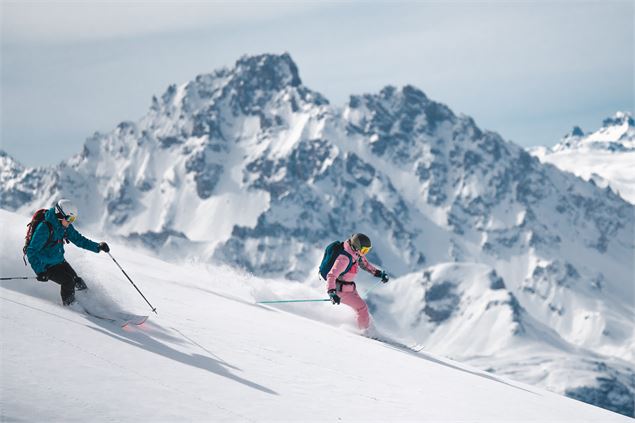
[[26, 199, 109, 305]]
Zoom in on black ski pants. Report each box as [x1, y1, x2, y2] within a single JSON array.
[[46, 261, 81, 304]]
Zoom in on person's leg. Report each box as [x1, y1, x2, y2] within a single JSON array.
[[339, 288, 370, 330], [46, 262, 78, 305], [58, 261, 87, 290]]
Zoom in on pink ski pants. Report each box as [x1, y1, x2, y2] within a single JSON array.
[[339, 283, 370, 330]]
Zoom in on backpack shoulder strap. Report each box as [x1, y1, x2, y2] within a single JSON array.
[[42, 221, 54, 247], [337, 243, 354, 277]]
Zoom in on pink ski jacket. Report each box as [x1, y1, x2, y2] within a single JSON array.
[[325, 240, 378, 291]]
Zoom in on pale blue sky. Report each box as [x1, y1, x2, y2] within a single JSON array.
[[1, 0, 633, 167]]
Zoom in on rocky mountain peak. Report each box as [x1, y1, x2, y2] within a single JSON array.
[[552, 111, 634, 153], [232, 52, 302, 90], [345, 84, 459, 161], [554, 126, 585, 151], [150, 53, 310, 119], [569, 126, 585, 137], [602, 111, 634, 129], [0, 150, 21, 168]]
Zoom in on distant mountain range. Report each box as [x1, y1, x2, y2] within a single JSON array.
[[1, 53, 633, 416], [529, 112, 635, 204]]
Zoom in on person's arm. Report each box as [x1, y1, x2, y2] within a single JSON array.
[[360, 256, 389, 282], [359, 255, 378, 275], [66, 225, 100, 253]]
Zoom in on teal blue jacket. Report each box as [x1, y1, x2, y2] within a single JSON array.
[[26, 208, 100, 274]]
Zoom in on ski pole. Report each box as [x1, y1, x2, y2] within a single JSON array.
[[363, 272, 391, 297], [107, 252, 158, 314], [257, 298, 331, 304], [364, 283, 383, 297], [0, 276, 36, 281]]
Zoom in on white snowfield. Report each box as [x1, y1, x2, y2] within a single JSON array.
[[0, 210, 628, 422], [531, 147, 635, 204]]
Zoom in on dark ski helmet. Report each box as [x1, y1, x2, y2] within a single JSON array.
[[55, 199, 78, 223], [349, 233, 372, 255]]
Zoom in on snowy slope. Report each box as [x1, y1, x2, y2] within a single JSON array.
[[0, 210, 629, 422], [1, 53, 633, 416], [370, 264, 635, 416], [530, 112, 635, 204]]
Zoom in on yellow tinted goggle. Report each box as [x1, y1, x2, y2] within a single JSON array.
[[66, 215, 76, 223], [359, 246, 371, 255]]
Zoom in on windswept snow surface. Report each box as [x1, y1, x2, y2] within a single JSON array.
[[532, 147, 635, 204], [0, 210, 629, 422]]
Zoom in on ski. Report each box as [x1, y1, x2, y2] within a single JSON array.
[[366, 335, 425, 353], [80, 307, 130, 327], [73, 303, 148, 327], [113, 312, 148, 325], [73, 291, 148, 326]]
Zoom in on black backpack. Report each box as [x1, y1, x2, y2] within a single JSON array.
[[318, 241, 354, 280], [22, 209, 54, 265]]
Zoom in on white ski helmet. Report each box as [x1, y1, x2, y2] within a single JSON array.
[[55, 199, 79, 223]]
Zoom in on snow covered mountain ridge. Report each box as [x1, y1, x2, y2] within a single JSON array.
[[554, 112, 634, 152], [529, 111, 635, 203], [1, 53, 633, 416]]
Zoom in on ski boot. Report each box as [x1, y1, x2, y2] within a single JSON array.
[[74, 277, 88, 291], [62, 293, 76, 306]]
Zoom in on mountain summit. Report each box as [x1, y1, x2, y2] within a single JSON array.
[[531, 111, 635, 204], [1, 53, 633, 416], [553, 111, 635, 152]]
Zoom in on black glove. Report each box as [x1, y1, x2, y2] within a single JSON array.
[[375, 270, 390, 283], [36, 272, 48, 282], [99, 242, 110, 253], [328, 289, 340, 305]]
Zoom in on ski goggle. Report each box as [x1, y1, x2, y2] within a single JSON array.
[[56, 202, 76, 223], [359, 246, 371, 256]]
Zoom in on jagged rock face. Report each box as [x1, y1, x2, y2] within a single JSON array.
[[1, 52, 633, 416], [566, 376, 634, 417], [0, 152, 57, 210], [554, 111, 635, 152]]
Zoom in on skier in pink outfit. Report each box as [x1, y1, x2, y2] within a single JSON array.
[[322, 233, 389, 331]]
